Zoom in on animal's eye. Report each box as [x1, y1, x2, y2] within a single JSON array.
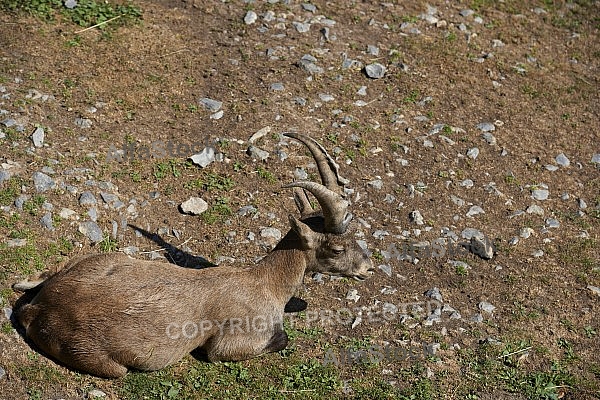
[[331, 245, 345, 255]]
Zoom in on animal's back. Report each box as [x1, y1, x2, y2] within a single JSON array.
[[16, 253, 252, 374]]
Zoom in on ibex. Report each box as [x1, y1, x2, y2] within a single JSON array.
[[15, 132, 373, 378]]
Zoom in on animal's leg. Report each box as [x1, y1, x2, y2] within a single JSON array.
[[205, 324, 288, 361]]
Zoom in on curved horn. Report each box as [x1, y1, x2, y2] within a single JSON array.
[[284, 181, 352, 234], [282, 132, 349, 193]]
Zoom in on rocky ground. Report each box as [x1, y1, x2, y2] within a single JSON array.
[[0, 0, 599, 399]]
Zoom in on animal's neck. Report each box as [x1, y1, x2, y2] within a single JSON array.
[[256, 247, 307, 302]]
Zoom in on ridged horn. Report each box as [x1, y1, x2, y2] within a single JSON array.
[[282, 132, 349, 193], [284, 181, 352, 234]]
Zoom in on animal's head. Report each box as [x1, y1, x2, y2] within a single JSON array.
[[282, 132, 374, 281]]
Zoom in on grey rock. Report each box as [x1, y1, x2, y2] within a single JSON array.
[[367, 179, 383, 189], [88, 389, 107, 398], [365, 63, 386, 79], [14, 195, 28, 210], [578, 198, 587, 209], [410, 210, 424, 225], [297, 56, 324, 75], [357, 86, 367, 96], [87, 207, 98, 222], [270, 82, 284, 91], [59, 208, 77, 219], [79, 191, 97, 206], [243, 10, 257, 25], [520, 227, 534, 238], [467, 147, 479, 159], [149, 191, 160, 200], [482, 132, 497, 145], [460, 9, 474, 17], [7, 238, 27, 247], [346, 289, 360, 302], [545, 164, 559, 171], [0, 170, 10, 184], [293, 21, 311, 33], [588, 285, 600, 296], [294, 97, 307, 106], [526, 204, 544, 216], [0, 366, 4, 381], [378, 264, 392, 277], [450, 195, 465, 207], [318, 93, 334, 102], [100, 192, 119, 205], [591, 154, 600, 164], [469, 236, 495, 259], [461, 228, 484, 240], [32, 172, 55, 192], [479, 301, 496, 313], [471, 313, 484, 323], [65, 0, 77, 9], [260, 227, 282, 241], [424, 287, 443, 302], [546, 218, 560, 228], [122, 246, 138, 255], [180, 197, 209, 215], [555, 153, 570, 167], [476, 122, 495, 132], [40, 212, 54, 231], [31, 127, 44, 147], [2, 118, 16, 127], [366, 45, 380, 56], [466, 205, 484, 217], [532, 249, 544, 257], [460, 179, 474, 188], [190, 147, 216, 168], [532, 189, 549, 201], [79, 221, 104, 243], [238, 205, 257, 216], [75, 117, 92, 128], [302, 3, 316, 12], [246, 145, 269, 160], [372, 230, 389, 240], [294, 167, 308, 180], [249, 126, 272, 144], [198, 98, 222, 112]]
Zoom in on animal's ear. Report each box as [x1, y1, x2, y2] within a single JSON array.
[[288, 215, 318, 249]]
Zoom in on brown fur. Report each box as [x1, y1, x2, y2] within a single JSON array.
[[16, 215, 372, 378]]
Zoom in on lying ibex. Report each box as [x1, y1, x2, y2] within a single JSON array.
[[15, 132, 373, 378]]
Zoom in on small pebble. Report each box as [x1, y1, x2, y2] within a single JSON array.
[[79, 221, 104, 243], [532, 189, 549, 201], [479, 301, 496, 313], [180, 197, 209, 215], [32, 172, 55, 192], [476, 122, 495, 132], [198, 98, 222, 112], [365, 63, 386, 79], [31, 127, 44, 147], [190, 147, 216, 168], [555, 153, 570, 167], [244, 10, 258, 25]]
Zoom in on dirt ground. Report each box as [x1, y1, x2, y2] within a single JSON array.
[[0, 0, 599, 399]]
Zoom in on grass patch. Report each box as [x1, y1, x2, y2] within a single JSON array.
[[185, 173, 234, 192], [0, 177, 24, 206], [201, 197, 232, 225], [2, 0, 142, 29]]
